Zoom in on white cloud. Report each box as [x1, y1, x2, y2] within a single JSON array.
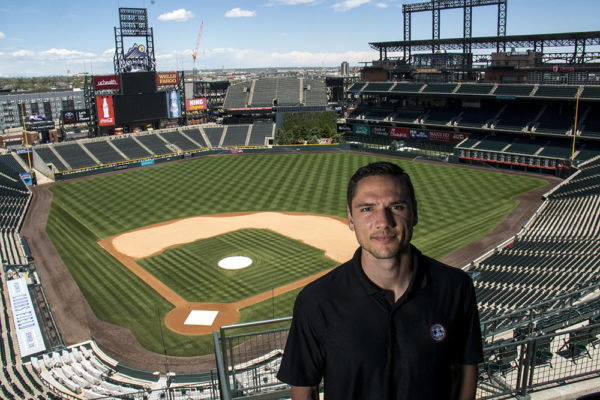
[[225, 8, 257, 18], [332, 0, 370, 12], [158, 9, 195, 22], [0, 32, 6, 39], [376, 2, 389, 8], [154, 47, 375, 70], [11, 50, 35, 57], [39, 48, 96, 60]]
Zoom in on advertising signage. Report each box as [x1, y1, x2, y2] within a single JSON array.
[[373, 126, 388, 136], [353, 125, 370, 135], [76, 109, 91, 122], [167, 91, 182, 118], [96, 96, 115, 126], [93, 74, 120, 91], [389, 127, 409, 138], [186, 98, 207, 111], [410, 129, 429, 140], [62, 110, 76, 124], [428, 130, 466, 143], [157, 72, 179, 86], [62, 109, 92, 125]]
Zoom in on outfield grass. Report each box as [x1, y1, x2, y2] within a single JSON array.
[[46, 152, 547, 356]]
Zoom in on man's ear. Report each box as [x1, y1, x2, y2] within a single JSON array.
[[347, 205, 355, 231]]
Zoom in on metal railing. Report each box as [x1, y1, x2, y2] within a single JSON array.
[[215, 319, 600, 400]]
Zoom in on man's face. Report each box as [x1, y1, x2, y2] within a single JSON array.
[[347, 174, 417, 262]]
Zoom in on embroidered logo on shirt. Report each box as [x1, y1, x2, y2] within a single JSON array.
[[430, 323, 447, 343]]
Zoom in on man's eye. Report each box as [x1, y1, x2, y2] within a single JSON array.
[[360, 207, 371, 212]]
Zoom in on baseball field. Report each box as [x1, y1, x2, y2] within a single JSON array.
[[45, 152, 547, 356]]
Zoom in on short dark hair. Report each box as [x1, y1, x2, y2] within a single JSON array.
[[347, 161, 416, 212]]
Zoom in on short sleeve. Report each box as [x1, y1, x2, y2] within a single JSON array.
[[277, 288, 325, 386]]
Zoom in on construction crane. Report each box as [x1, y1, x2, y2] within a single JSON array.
[[192, 21, 204, 94]]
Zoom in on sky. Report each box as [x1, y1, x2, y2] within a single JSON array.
[[0, 0, 599, 77]]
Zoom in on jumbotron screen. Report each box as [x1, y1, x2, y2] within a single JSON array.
[[113, 93, 167, 124], [120, 71, 157, 95]]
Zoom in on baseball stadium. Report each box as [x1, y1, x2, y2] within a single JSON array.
[[1, 1, 600, 400]]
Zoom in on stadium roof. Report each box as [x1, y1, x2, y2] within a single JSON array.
[[369, 31, 600, 53]]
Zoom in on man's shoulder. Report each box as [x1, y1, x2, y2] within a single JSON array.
[[419, 251, 472, 286], [296, 257, 355, 303]]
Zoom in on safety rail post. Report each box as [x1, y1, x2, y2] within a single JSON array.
[[214, 330, 232, 400]]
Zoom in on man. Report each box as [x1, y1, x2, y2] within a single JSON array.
[[277, 161, 483, 399]]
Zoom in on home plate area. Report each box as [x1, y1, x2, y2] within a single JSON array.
[[184, 310, 219, 326]]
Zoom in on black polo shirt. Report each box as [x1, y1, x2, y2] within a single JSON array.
[[277, 246, 483, 400]]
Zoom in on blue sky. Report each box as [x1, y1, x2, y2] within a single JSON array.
[[0, 0, 598, 77]]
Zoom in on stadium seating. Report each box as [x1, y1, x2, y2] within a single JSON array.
[[534, 104, 575, 135], [202, 126, 225, 147], [221, 125, 249, 147], [159, 130, 200, 152], [494, 85, 535, 97], [534, 85, 579, 99], [33, 147, 68, 172], [110, 137, 152, 160], [537, 140, 573, 159], [135, 133, 173, 156], [421, 83, 458, 93], [362, 108, 393, 121], [504, 136, 547, 155], [348, 82, 367, 92], [493, 103, 541, 132], [223, 82, 250, 109], [473, 135, 512, 151], [473, 157, 600, 324], [53, 143, 97, 170], [422, 106, 461, 125], [303, 79, 327, 107], [391, 108, 423, 123], [248, 122, 274, 146], [456, 84, 494, 95], [363, 82, 394, 92], [580, 86, 600, 100], [180, 127, 209, 148], [457, 106, 501, 128], [82, 140, 126, 164], [251, 78, 281, 107], [389, 82, 425, 93], [580, 104, 600, 137]]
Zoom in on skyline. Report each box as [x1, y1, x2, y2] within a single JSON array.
[[0, 0, 599, 77]]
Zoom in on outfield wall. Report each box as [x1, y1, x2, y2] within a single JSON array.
[[53, 144, 352, 180]]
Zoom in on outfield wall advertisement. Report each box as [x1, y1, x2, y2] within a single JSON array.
[[7, 278, 46, 357], [356, 125, 466, 143], [353, 125, 370, 135]]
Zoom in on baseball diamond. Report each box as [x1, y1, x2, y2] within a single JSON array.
[[42, 152, 548, 358]]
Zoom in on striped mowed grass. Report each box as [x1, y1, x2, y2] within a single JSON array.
[[46, 152, 547, 356]]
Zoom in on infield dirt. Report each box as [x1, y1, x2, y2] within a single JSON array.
[[98, 211, 357, 335]]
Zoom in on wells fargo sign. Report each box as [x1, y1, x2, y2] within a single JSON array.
[[157, 72, 179, 86]]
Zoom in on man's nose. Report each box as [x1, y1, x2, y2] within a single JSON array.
[[374, 207, 395, 228]]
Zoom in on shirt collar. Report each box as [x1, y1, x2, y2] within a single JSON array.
[[351, 245, 429, 298]]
